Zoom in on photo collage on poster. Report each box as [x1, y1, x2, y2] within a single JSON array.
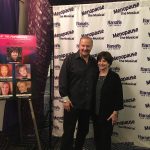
[[0, 46, 32, 99]]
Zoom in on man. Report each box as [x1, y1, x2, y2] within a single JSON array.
[[59, 36, 98, 150]]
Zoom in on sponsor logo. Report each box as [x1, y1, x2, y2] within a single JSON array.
[[140, 90, 150, 97], [53, 22, 60, 27], [54, 65, 61, 70], [114, 52, 137, 63], [54, 52, 74, 60], [124, 98, 136, 103], [53, 116, 63, 123], [143, 18, 150, 25], [139, 113, 150, 119], [81, 30, 104, 40], [113, 2, 139, 15], [112, 132, 119, 137], [107, 20, 122, 26], [111, 67, 120, 73], [113, 28, 138, 39], [142, 43, 150, 49], [54, 44, 60, 49], [144, 126, 150, 130], [145, 103, 150, 108], [107, 44, 121, 50], [124, 98, 136, 108], [54, 76, 59, 80], [54, 30, 74, 40], [82, 5, 104, 17], [140, 67, 150, 73], [53, 7, 74, 17], [53, 96, 62, 100], [138, 135, 150, 141], [76, 22, 89, 27], [117, 120, 135, 130], [146, 80, 150, 85], [54, 85, 59, 90], [53, 105, 60, 111], [53, 125, 59, 130]]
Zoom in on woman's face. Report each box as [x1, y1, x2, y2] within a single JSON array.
[[11, 51, 18, 61], [98, 58, 110, 71], [19, 66, 27, 77], [18, 82, 27, 93], [1, 66, 8, 77], [1, 83, 9, 95]]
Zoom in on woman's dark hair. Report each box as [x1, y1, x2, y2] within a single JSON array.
[[97, 51, 113, 66]]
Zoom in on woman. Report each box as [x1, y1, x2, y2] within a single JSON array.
[[16, 64, 31, 79], [93, 51, 123, 150], [17, 81, 31, 94], [0, 82, 11, 95]]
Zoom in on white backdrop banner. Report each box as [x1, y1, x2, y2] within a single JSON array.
[[53, 0, 150, 148]]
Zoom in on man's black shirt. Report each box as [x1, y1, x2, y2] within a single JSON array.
[[59, 51, 98, 110]]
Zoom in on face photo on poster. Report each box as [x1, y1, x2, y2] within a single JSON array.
[[0, 64, 13, 81], [0, 81, 13, 99], [7, 47, 22, 63], [16, 81, 31, 98], [15, 64, 31, 80]]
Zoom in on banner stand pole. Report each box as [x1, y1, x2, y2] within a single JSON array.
[[28, 98, 42, 150]]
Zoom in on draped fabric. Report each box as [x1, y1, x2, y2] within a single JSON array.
[[27, 0, 52, 131], [0, 0, 19, 143], [0, 0, 19, 33]]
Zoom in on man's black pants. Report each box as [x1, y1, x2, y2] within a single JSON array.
[[60, 108, 90, 150]]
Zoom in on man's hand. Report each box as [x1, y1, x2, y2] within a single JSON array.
[[63, 100, 73, 111], [107, 111, 118, 125]]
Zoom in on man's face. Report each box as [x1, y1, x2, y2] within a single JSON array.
[[1, 83, 9, 95], [11, 51, 18, 61], [79, 38, 93, 58]]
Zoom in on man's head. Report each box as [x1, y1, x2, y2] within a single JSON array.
[[79, 36, 93, 58]]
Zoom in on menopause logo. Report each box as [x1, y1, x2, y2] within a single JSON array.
[[82, 5, 104, 17], [116, 120, 135, 130], [140, 67, 150, 73], [146, 80, 150, 85], [54, 30, 74, 40], [81, 30, 104, 40], [76, 22, 89, 27], [121, 75, 136, 86], [113, 28, 138, 39], [113, 52, 137, 63], [140, 90, 150, 97], [138, 135, 150, 141], [142, 43, 150, 50], [139, 113, 150, 119], [107, 20, 122, 26], [107, 44, 121, 50], [144, 126, 150, 130], [143, 18, 150, 25], [53, 7, 74, 18], [113, 2, 139, 15]]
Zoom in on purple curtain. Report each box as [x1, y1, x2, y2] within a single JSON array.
[[0, 0, 19, 33], [0, 0, 19, 143]]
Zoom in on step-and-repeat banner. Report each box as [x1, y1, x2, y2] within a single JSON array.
[[53, 0, 150, 148]]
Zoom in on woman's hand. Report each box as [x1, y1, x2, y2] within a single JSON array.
[[107, 111, 118, 125], [63, 99, 73, 111]]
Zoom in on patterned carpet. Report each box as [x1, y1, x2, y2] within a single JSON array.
[[51, 137, 150, 150]]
